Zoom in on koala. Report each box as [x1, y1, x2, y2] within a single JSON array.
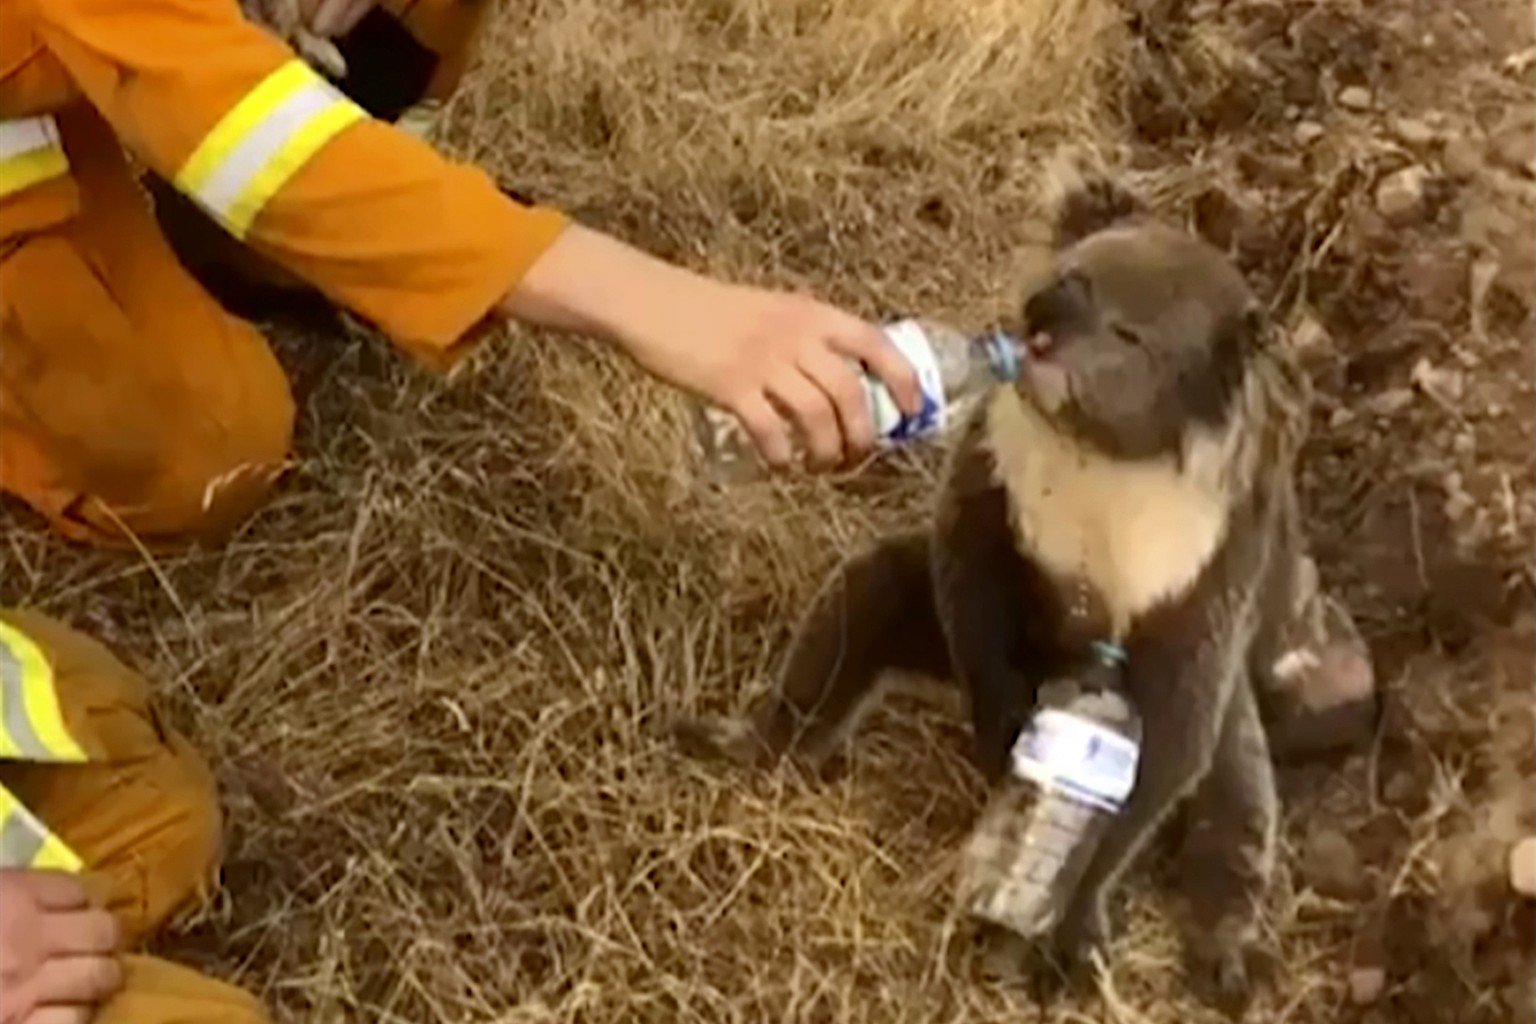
[[671, 176, 1378, 1015]]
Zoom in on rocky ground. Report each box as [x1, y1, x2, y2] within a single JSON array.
[[1110, 0, 1536, 1019]]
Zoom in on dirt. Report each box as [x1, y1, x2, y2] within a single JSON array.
[[1106, 1, 1536, 1019], [1, 0, 1531, 1022]]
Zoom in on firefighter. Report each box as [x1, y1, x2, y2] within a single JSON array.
[[0, 609, 258, 1024], [0, 0, 922, 552]]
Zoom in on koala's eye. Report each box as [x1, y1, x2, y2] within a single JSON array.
[[1111, 324, 1143, 347]]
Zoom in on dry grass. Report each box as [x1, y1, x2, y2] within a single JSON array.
[[2, 0, 1532, 1021]]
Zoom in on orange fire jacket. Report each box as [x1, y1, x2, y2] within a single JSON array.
[[0, 0, 569, 368]]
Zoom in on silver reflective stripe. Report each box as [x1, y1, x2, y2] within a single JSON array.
[[0, 805, 44, 869], [0, 640, 47, 759], [0, 115, 59, 160], [192, 79, 346, 222]]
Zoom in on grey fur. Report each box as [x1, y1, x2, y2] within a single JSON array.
[[670, 178, 1375, 1017]]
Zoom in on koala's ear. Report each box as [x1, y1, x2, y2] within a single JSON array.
[[1050, 176, 1146, 249]]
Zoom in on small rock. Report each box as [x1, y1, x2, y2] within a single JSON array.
[[1454, 431, 1477, 455], [1376, 165, 1432, 224], [1411, 357, 1465, 404], [1329, 406, 1356, 430], [1443, 137, 1485, 178], [1349, 966, 1388, 1004], [1289, 312, 1333, 359], [1366, 388, 1415, 417], [1491, 131, 1536, 177], [1446, 490, 1477, 522], [1295, 120, 1326, 145], [1339, 86, 1373, 111], [1391, 116, 1438, 147], [1459, 510, 1494, 550], [1304, 828, 1366, 898], [1511, 837, 1536, 897], [1383, 771, 1417, 804]]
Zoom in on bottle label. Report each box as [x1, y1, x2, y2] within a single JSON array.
[[870, 319, 945, 442], [1009, 709, 1141, 814]]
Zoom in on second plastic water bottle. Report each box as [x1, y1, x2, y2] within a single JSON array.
[[958, 644, 1143, 940]]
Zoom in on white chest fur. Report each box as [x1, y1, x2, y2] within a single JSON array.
[[982, 390, 1235, 637]]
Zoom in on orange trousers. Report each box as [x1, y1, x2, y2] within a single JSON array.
[[0, 609, 265, 1024], [0, 0, 546, 552]]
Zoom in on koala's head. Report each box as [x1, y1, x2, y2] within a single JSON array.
[[1010, 210, 1265, 461]]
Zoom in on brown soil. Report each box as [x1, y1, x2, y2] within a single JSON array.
[[2, 0, 1532, 1021]]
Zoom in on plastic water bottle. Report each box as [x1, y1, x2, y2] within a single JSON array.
[[692, 317, 1023, 483], [958, 642, 1143, 940]]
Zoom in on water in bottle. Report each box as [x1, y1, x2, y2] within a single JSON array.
[[692, 317, 1023, 484], [957, 642, 1143, 942]]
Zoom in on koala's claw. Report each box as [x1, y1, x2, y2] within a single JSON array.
[[1186, 938, 1277, 1020]]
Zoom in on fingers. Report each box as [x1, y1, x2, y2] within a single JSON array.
[[25, 1005, 94, 1024], [764, 368, 843, 470], [308, 0, 372, 36], [16, 872, 90, 913], [41, 910, 119, 959], [826, 319, 922, 417], [32, 955, 123, 1007], [334, 0, 376, 35], [307, 0, 347, 34], [796, 346, 875, 460], [295, 0, 327, 28], [730, 393, 794, 471]]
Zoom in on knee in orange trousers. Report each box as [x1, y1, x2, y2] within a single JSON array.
[[0, 608, 267, 1024], [0, 106, 295, 551]]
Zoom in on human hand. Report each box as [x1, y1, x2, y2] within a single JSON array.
[[502, 225, 923, 470], [236, 0, 351, 76], [0, 871, 122, 1024], [298, 0, 378, 36]]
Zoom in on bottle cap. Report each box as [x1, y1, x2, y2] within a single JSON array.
[[980, 329, 1025, 383], [1091, 640, 1128, 666]]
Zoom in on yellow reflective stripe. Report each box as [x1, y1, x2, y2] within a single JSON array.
[[173, 59, 367, 239], [0, 784, 82, 873], [176, 61, 315, 192], [0, 115, 70, 198], [33, 833, 85, 873], [0, 621, 87, 763]]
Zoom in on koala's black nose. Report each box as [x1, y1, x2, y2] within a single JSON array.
[[1023, 270, 1094, 338]]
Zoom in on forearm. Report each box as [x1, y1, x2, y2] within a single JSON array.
[[496, 223, 720, 356]]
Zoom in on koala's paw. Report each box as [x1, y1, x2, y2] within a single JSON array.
[[1185, 932, 1277, 1020]]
